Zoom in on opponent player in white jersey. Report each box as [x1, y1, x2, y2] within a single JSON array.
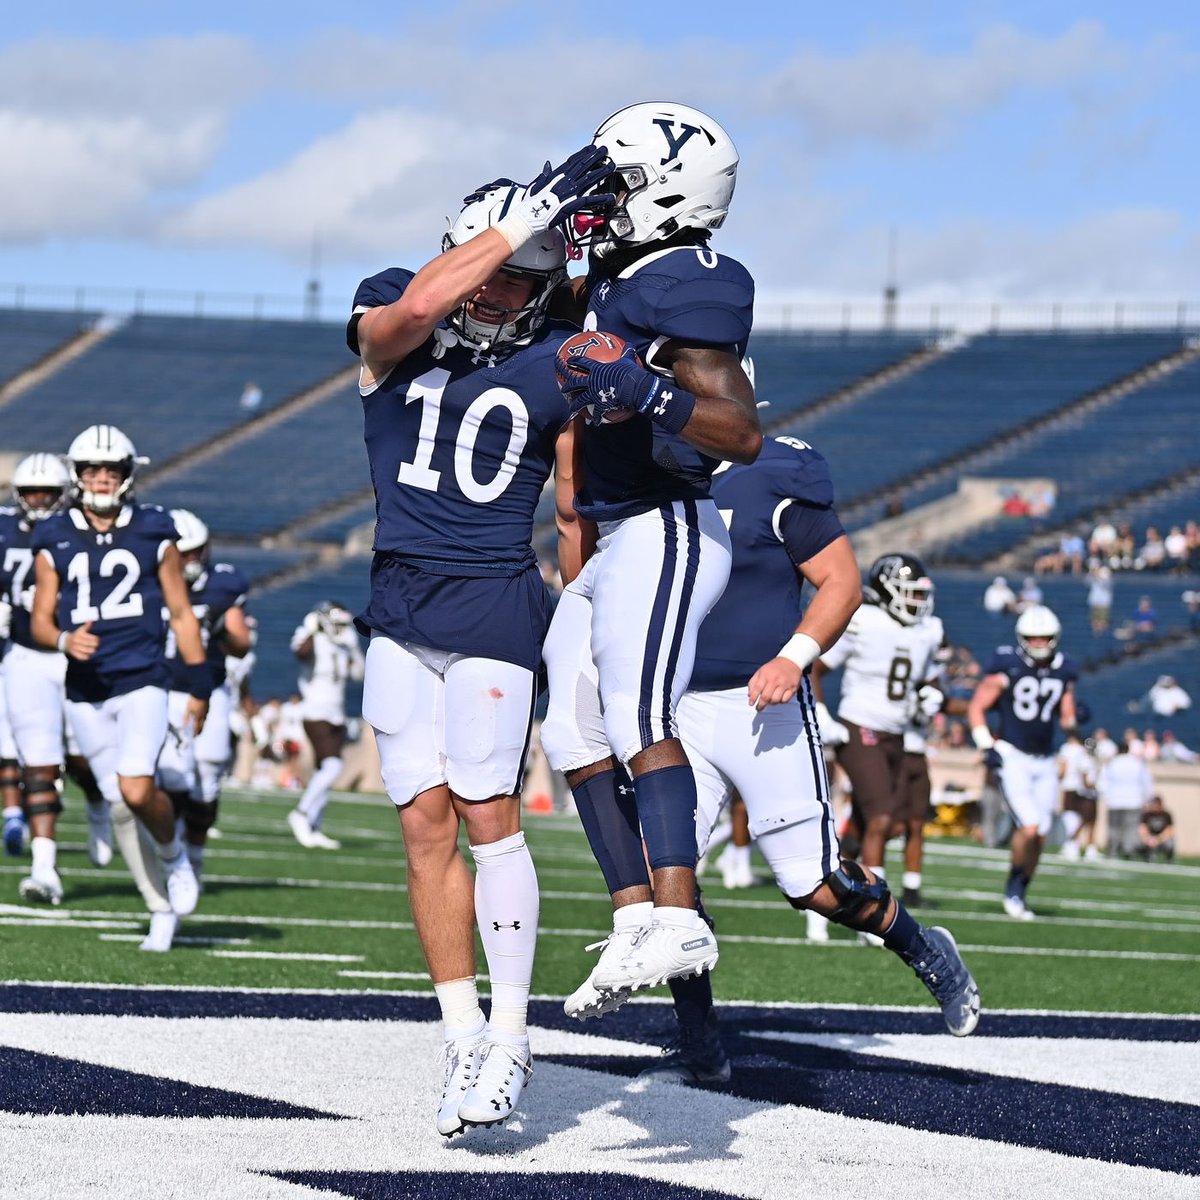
[[348, 149, 608, 1136], [1057, 728, 1098, 859], [155, 509, 253, 883], [30, 426, 209, 946], [813, 554, 943, 891], [540, 102, 762, 1008], [0, 452, 113, 903], [968, 605, 1079, 919], [285, 601, 363, 850]]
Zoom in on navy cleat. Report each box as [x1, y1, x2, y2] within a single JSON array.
[[3, 810, 28, 857], [904, 925, 980, 1037], [638, 1015, 731, 1086]]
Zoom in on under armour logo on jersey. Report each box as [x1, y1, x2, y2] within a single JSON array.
[[96, 533, 112, 545], [653, 390, 672, 417], [492, 920, 521, 931], [617, 784, 634, 796], [470, 348, 498, 367], [595, 282, 610, 302], [653, 118, 703, 164]]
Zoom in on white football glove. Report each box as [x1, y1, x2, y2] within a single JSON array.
[[493, 144, 614, 249], [916, 684, 943, 719], [814, 701, 850, 747], [301, 611, 321, 636]]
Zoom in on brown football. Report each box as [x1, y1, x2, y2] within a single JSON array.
[[555, 331, 638, 423]]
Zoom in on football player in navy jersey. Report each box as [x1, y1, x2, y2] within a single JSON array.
[[346, 148, 609, 1137], [1, 452, 114, 902], [156, 509, 253, 892], [540, 102, 763, 1008], [968, 604, 1079, 920], [30, 426, 210, 942]]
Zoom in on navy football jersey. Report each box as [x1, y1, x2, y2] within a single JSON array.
[[165, 562, 250, 690], [984, 646, 1079, 756], [691, 438, 844, 691], [577, 243, 755, 521], [0, 505, 40, 650], [348, 268, 571, 669], [32, 504, 178, 702]]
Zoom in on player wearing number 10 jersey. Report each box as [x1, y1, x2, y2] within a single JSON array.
[[968, 605, 1078, 920], [346, 149, 610, 1137]]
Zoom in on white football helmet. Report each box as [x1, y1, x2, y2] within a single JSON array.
[[170, 509, 210, 583], [576, 101, 739, 258], [67, 425, 148, 515], [1015, 605, 1061, 662], [11, 452, 70, 521], [442, 185, 567, 349]]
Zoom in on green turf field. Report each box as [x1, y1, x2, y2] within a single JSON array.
[[2, 785, 1198, 1016]]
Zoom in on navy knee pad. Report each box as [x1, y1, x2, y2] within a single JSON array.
[[635, 764, 698, 872], [572, 764, 649, 894]]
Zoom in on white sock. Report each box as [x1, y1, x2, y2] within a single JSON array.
[[902, 871, 922, 891], [732, 844, 752, 869], [31, 836, 57, 875], [706, 821, 733, 853], [613, 900, 653, 932], [298, 756, 343, 828], [471, 831, 539, 1038], [3, 805, 22, 821], [156, 834, 185, 863], [866, 864, 886, 879], [1061, 811, 1082, 839], [186, 843, 205, 876], [435, 978, 486, 1040], [652, 905, 704, 928]]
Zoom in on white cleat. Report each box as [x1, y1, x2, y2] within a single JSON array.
[[593, 920, 718, 995], [287, 809, 318, 848], [1002, 895, 1035, 921], [162, 851, 199, 916], [731, 856, 755, 889], [857, 929, 885, 947], [458, 1039, 532, 1130], [806, 911, 831, 942], [305, 829, 341, 850], [86, 802, 113, 867], [139, 910, 179, 952], [19, 869, 64, 906], [564, 927, 640, 1019], [436, 1030, 487, 1137]]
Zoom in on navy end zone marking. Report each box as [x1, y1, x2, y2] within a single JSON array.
[[0, 1046, 346, 1120], [265, 1170, 740, 1199], [4, 985, 1199, 1043]]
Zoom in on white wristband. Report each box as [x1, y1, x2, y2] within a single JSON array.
[[779, 632, 821, 672], [492, 212, 533, 253], [57, 630, 70, 653], [971, 725, 994, 751]]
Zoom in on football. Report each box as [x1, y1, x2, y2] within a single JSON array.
[[554, 331, 638, 423]]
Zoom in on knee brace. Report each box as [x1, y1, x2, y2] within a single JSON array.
[[823, 859, 892, 934], [1, 759, 20, 794], [183, 794, 218, 835], [23, 776, 63, 819]]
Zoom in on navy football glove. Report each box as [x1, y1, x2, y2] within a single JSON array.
[[982, 747, 1003, 772], [462, 177, 521, 205], [494, 145, 615, 248], [568, 349, 698, 435]]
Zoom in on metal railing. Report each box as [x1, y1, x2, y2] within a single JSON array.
[[2, 281, 1199, 333]]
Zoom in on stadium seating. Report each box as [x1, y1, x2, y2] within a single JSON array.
[[0, 314, 348, 465], [0, 307, 99, 383]]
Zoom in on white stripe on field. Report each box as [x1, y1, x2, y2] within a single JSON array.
[[0, 917, 142, 931], [97, 935, 253, 946], [208, 950, 365, 962]]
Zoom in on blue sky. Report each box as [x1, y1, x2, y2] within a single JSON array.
[[3, 2, 1198, 322]]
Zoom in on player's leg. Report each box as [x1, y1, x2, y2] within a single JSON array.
[[362, 635, 484, 1136], [590, 502, 730, 991], [442, 652, 541, 1130], [992, 743, 1042, 918], [64, 747, 113, 867], [187, 682, 234, 866], [900, 752, 932, 907], [541, 583, 653, 1016], [113, 687, 198, 917], [0, 669, 26, 858], [290, 720, 345, 849]]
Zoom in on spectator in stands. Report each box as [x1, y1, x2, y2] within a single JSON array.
[[1146, 675, 1192, 729], [1164, 525, 1188, 573], [1086, 564, 1114, 635], [1035, 531, 1086, 575], [1111, 522, 1136, 570], [239, 380, 263, 412], [1140, 729, 1161, 763], [1090, 727, 1118, 765], [1017, 577, 1043, 612], [1089, 518, 1118, 563], [1121, 727, 1145, 758], [1115, 595, 1158, 644], [1184, 589, 1200, 634], [1027, 485, 1056, 520], [1184, 520, 1200, 571], [1136, 527, 1166, 572], [1135, 796, 1176, 863], [983, 575, 1017, 616], [1097, 740, 1153, 858], [1159, 730, 1198, 763], [1000, 489, 1030, 519]]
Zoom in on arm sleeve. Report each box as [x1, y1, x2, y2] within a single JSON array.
[[777, 501, 845, 567]]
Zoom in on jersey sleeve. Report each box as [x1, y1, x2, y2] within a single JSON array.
[[347, 268, 416, 354], [213, 564, 251, 609], [984, 649, 1009, 676], [1060, 654, 1080, 684], [648, 276, 754, 347], [777, 502, 845, 567]]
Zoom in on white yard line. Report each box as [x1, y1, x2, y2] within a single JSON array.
[[208, 950, 366, 962]]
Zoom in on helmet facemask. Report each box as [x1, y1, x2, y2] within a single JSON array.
[[1016, 606, 1061, 663], [869, 554, 935, 626], [67, 425, 146, 516], [73, 460, 135, 515]]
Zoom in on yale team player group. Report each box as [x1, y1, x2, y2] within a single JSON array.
[[344, 99, 981, 1137], [3, 97, 1076, 1138]]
